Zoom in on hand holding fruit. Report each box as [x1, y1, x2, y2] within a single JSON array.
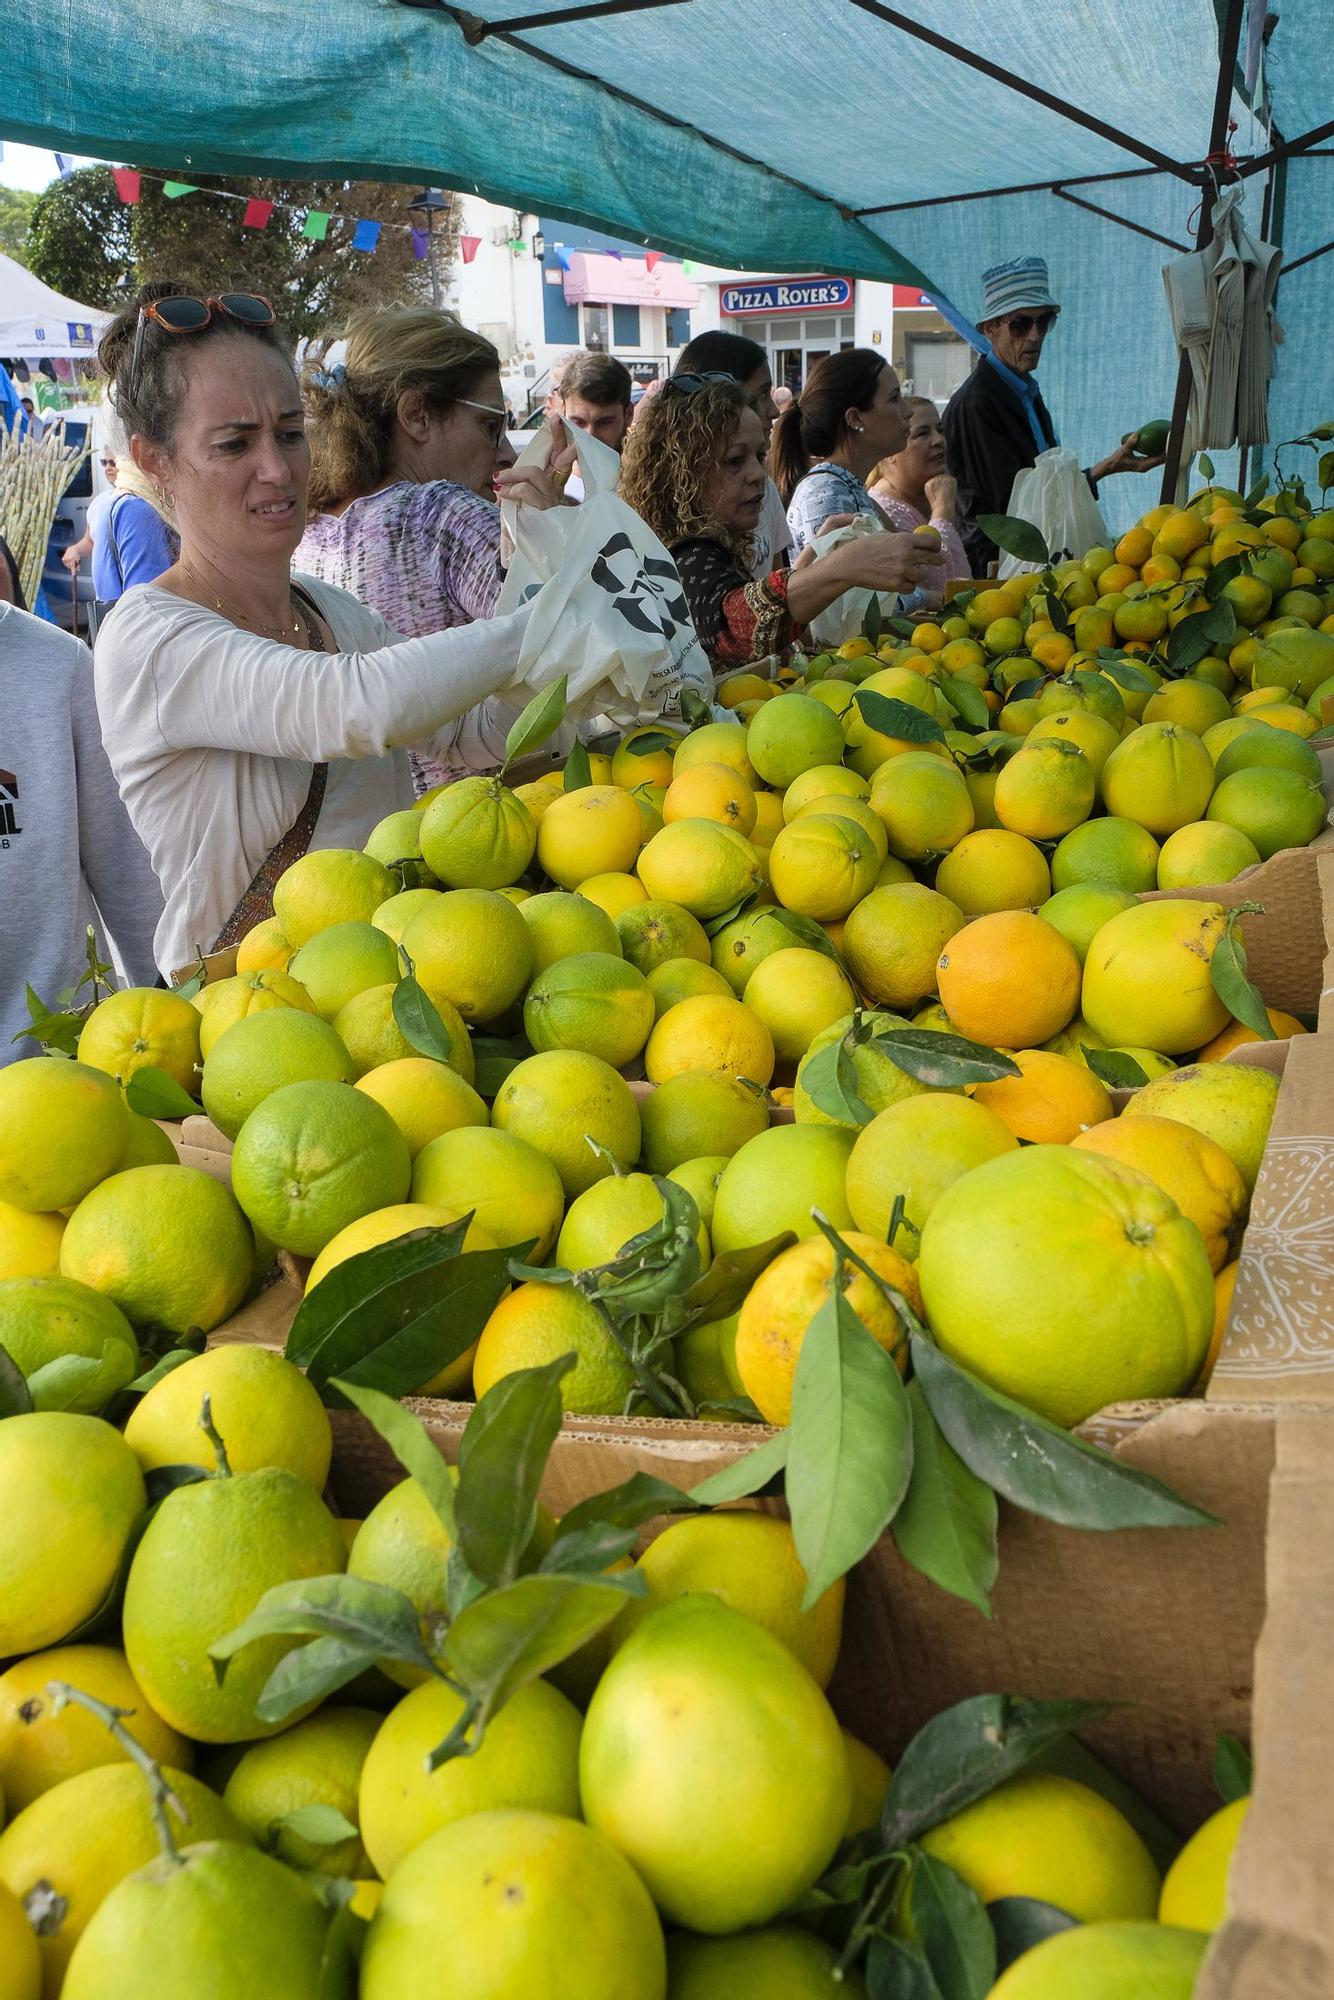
[[835, 528, 945, 595]]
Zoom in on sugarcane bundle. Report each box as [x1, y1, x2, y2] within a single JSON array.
[[0, 417, 90, 607]]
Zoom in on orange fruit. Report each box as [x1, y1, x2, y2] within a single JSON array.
[[734, 1233, 920, 1425], [536, 785, 643, 889], [1196, 1008, 1306, 1060], [473, 1283, 638, 1414], [868, 754, 974, 861], [936, 911, 1081, 1048], [1099, 722, 1216, 835], [662, 762, 757, 836], [1072, 1114, 1245, 1272], [972, 1049, 1112, 1144], [645, 994, 776, 1089]]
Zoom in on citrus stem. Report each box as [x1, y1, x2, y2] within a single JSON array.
[[810, 1209, 917, 1363], [45, 1681, 186, 1864], [198, 1393, 233, 1477]]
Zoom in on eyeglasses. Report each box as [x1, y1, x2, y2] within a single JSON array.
[[664, 371, 736, 397], [1003, 311, 1058, 337], [129, 292, 277, 401], [454, 397, 508, 449], [99, 458, 116, 468]]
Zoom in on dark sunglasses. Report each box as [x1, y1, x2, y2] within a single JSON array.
[[664, 371, 737, 397], [1004, 311, 1058, 336], [130, 292, 277, 401]]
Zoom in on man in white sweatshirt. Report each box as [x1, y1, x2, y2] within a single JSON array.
[[0, 601, 163, 1059]]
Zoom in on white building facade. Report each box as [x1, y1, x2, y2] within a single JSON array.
[[447, 195, 969, 415]]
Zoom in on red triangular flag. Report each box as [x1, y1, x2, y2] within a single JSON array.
[[111, 168, 141, 205], [242, 198, 274, 230], [645, 250, 663, 272], [460, 235, 482, 264]]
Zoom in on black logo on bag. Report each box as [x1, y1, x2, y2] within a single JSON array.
[[590, 533, 690, 641], [0, 767, 20, 845]]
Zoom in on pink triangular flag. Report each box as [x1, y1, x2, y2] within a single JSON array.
[[111, 168, 141, 205], [242, 198, 274, 230], [645, 250, 663, 273]]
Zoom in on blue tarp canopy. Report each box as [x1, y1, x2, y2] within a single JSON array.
[[5, 0, 1331, 525]]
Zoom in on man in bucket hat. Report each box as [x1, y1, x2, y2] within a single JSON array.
[[943, 256, 1164, 571]]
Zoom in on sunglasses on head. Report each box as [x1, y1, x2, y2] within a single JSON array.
[[1003, 311, 1058, 336], [664, 371, 737, 397], [129, 292, 276, 401]]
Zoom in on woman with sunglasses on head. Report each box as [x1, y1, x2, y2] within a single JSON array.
[[868, 398, 970, 606], [91, 282, 562, 976], [620, 377, 940, 672], [296, 306, 568, 791], [943, 256, 1165, 573]]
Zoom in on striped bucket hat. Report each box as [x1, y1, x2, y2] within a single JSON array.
[[979, 257, 1060, 322]]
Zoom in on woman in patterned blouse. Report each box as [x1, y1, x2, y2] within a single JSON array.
[[868, 397, 971, 606], [296, 307, 563, 790], [619, 377, 941, 672]]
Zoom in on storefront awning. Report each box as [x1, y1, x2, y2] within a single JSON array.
[[562, 251, 699, 310]]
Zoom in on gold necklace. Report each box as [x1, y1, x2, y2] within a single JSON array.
[[178, 563, 305, 641]]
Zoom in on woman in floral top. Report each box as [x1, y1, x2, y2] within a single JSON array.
[[868, 397, 971, 606], [296, 307, 560, 789], [619, 377, 940, 672]]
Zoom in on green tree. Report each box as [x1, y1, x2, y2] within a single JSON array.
[[26, 167, 450, 338], [0, 186, 38, 266]]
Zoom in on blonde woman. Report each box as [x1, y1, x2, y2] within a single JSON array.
[[868, 397, 971, 605], [296, 306, 565, 788]]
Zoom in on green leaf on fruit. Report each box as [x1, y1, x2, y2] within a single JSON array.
[[688, 1426, 790, 1504], [538, 1522, 639, 1574], [701, 892, 759, 938], [1244, 474, 1271, 507], [883, 1694, 1111, 1848], [1165, 617, 1214, 675], [453, 1355, 571, 1589], [911, 1336, 1219, 1530], [286, 1224, 518, 1401], [1197, 453, 1216, 480], [863, 594, 884, 645], [1093, 654, 1155, 693], [938, 675, 990, 730], [25, 1343, 134, 1413], [988, 1898, 1079, 1973], [891, 1382, 998, 1616], [799, 1032, 875, 1126], [909, 1850, 996, 2000], [330, 1377, 458, 1538], [1211, 921, 1275, 1040], [124, 1067, 201, 1119], [471, 1032, 534, 1097], [269, 1804, 359, 1850], [853, 690, 948, 746], [1204, 553, 1248, 602], [437, 1571, 642, 1758], [1082, 1047, 1149, 1088], [786, 1270, 913, 1610], [125, 1347, 201, 1394], [0, 1344, 33, 1417], [1213, 1732, 1253, 1804], [867, 1937, 945, 1999], [391, 976, 460, 1066], [562, 741, 592, 792], [502, 675, 568, 771], [211, 1572, 438, 1721], [976, 515, 1049, 566], [682, 1231, 796, 1327], [877, 1030, 1020, 1089]]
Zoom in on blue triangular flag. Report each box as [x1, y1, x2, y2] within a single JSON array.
[[54, 152, 75, 181], [351, 219, 381, 254]]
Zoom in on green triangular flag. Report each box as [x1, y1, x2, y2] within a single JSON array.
[[162, 181, 198, 199], [303, 210, 330, 241], [682, 260, 697, 276]]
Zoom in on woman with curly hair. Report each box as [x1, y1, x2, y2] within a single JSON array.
[[619, 376, 940, 670]]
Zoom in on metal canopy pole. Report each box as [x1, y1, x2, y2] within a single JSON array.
[[1051, 186, 1190, 252], [855, 162, 1173, 218], [1158, 0, 1249, 503], [1234, 114, 1334, 179], [456, 0, 689, 43], [847, 0, 1195, 180]]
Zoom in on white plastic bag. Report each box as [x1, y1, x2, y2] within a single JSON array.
[[805, 515, 898, 650], [497, 421, 713, 724], [997, 447, 1110, 574]]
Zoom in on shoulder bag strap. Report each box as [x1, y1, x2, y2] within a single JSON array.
[[211, 584, 333, 950]]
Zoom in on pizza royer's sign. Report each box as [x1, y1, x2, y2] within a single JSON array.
[[720, 278, 853, 316]]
